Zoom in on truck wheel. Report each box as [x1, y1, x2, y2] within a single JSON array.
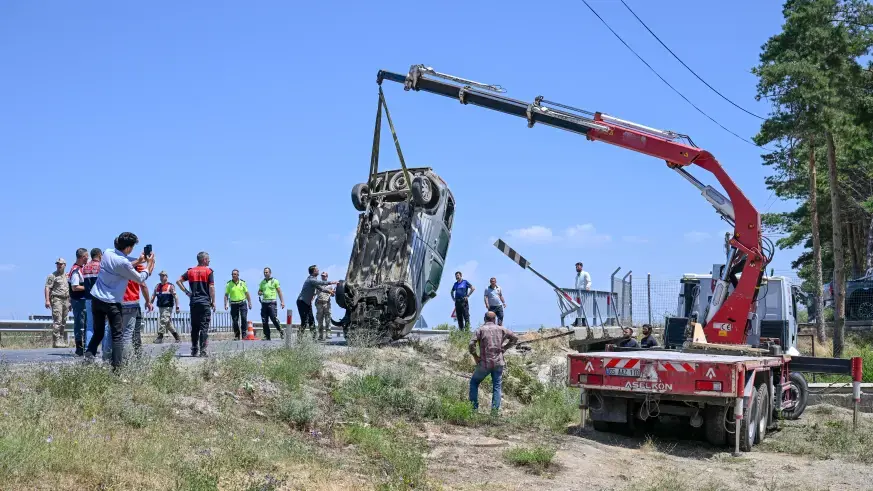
[[781, 372, 808, 420], [739, 388, 760, 452], [755, 383, 768, 444], [351, 183, 369, 212], [411, 176, 440, 209], [704, 404, 728, 446]]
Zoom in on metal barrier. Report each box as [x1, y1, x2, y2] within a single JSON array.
[[29, 311, 235, 334], [558, 289, 617, 327]]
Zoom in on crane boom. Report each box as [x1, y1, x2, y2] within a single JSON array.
[[377, 64, 768, 345]]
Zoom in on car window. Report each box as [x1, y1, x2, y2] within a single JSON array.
[[443, 196, 455, 230], [425, 260, 444, 298], [436, 229, 450, 259]]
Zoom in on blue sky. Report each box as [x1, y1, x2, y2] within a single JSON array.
[[0, 1, 800, 327]]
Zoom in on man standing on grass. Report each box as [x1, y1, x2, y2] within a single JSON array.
[[314, 271, 335, 341], [152, 271, 181, 344], [258, 267, 285, 341], [82, 248, 110, 358], [225, 269, 253, 340], [451, 271, 475, 331], [296, 265, 337, 340], [86, 232, 155, 369], [121, 263, 152, 360], [468, 311, 518, 416], [177, 252, 215, 357], [68, 248, 89, 355], [45, 257, 70, 348], [483, 277, 506, 326]]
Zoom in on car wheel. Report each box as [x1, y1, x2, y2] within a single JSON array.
[[351, 183, 369, 212], [411, 176, 440, 209], [856, 299, 873, 320], [335, 281, 353, 310], [388, 285, 415, 318], [781, 372, 808, 420]]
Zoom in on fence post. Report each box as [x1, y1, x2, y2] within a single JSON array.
[[628, 272, 633, 326], [609, 267, 621, 326], [647, 273, 653, 325]]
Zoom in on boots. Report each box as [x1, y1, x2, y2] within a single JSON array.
[[154, 334, 164, 344], [171, 331, 180, 343], [52, 334, 67, 348]]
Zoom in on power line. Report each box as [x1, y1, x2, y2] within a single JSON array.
[[618, 0, 767, 120], [579, 0, 761, 148]]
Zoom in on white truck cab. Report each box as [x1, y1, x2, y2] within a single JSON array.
[[672, 265, 800, 354]]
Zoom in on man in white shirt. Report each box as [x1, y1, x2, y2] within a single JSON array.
[[574, 262, 591, 291]]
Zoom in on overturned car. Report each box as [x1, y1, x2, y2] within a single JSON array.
[[334, 167, 454, 342]]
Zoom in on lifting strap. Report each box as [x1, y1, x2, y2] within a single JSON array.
[[369, 87, 413, 196]]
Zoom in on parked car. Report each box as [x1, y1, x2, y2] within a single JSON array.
[[334, 167, 455, 342], [823, 273, 873, 320]]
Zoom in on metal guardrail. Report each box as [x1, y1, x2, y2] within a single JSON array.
[[558, 289, 618, 327]]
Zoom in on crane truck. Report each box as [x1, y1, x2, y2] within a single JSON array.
[[376, 64, 863, 454]]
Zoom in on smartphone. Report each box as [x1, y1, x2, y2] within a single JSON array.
[[143, 244, 152, 257]]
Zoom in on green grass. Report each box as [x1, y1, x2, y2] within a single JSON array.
[[502, 445, 556, 473], [262, 341, 323, 390], [341, 424, 427, 490], [510, 387, 579, 432], [760, 411, 873, 462], [275, 392, 318, 429]]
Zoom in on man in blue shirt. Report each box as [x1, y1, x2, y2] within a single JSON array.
[[451, 271, 475, 331], [85, 232, 155, 368]]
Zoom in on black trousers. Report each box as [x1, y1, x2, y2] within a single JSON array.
[[191, 304, 211, 353], [296, 299, 315, 330], [86, 298, 124, 368], [260, 301, 283, 339], [455, 298, 471, 330], [230, 302, 248, 338]]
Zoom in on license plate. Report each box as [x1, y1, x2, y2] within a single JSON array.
[[606, 367, 641, 377]]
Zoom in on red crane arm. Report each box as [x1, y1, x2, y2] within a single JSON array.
[[377, 65, 766, 344]]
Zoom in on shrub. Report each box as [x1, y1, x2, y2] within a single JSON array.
[[341, 424, 427, 489], [276, 393, 318, 429], [503, 445, 556, 473], [511, 387, 579, 433], [263, 342, 323, 390]]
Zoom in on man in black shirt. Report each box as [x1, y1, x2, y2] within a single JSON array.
[[640, 324, 659, 348], [617, 327, 639, 348]]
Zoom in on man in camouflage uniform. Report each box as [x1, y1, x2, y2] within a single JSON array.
[[44, 257, 70, 348], [314, 271, 335, 341]]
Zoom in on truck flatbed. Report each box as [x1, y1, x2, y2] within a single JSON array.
[[573, 350, 786, 366]]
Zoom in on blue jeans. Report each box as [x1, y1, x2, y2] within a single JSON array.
[[85, 299, 111, 359], [469, 364, 504, 411], [71, 298, 87, 350], [121, 305, 143, 362]]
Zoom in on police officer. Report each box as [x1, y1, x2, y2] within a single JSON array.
[[314, 271, 335, 341], [258, 267, 285, 340], [152, 271, 181, 344], [225, 269, 253, 340], [45, 258, 70, 348]]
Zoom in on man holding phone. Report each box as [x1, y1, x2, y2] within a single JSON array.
[[85, 232, 155, 369]]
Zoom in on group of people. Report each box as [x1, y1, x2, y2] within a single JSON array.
[[450, 261, 593, 331], [46, 232, 340, 368]]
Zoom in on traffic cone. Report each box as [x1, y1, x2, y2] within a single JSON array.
[[244, 321, 257, 341]]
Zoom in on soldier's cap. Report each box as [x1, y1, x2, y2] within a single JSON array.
[[159, 270, 168, 276], [56, 257, 66, 264]]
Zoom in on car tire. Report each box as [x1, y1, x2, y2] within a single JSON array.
[[351, 183, 369, 212], [388, 285, 415, 318], [335, 281, 353, 310], [781, 372, 808, 420], [411, 176, 440, 209]]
